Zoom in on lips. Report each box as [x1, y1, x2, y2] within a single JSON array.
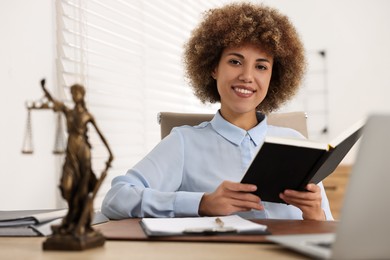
[[232, 86, 256, 96]]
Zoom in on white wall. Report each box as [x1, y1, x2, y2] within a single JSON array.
[[0, 0, 60, 210], [269, 0, 390, 162], [1, 0, 390, 210]]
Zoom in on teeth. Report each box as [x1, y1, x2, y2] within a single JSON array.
[[234, 87, 253, 94]]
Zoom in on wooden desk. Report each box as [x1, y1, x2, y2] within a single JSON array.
[[0, 219, 337, 260], [0, 237, 309, 260], [323, 164, 352, 219]]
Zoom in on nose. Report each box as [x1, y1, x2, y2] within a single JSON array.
[[238, 65, 254, 83]]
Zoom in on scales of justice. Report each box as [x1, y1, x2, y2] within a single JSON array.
[[22, 79, 114, 250]]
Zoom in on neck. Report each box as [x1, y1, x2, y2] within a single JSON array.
[[75, 102, 84, 111], [219, 109, 258, 131]]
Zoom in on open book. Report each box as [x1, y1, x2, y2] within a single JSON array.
[[241, 119, 365, 204]]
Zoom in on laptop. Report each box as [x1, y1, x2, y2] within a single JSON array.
[[267, 114, 390, 259]]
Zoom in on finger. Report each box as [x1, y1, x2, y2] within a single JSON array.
[[280, 191, 319, 204], [280, 192, 322, 208], [280, 194, 313, 207], [305, 183, 321, 192], [224, 181, 257, 192], [229, 192, 261, 204], [230, 198, 264, 211], [283, 189, 320, 201]]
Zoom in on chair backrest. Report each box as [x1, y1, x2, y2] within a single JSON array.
[[158, 111, 308, 139]]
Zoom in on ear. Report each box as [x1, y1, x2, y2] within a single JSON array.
[[211, 68, 217, 79]]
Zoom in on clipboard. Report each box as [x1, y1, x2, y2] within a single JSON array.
[[139, 216, 269, 237]]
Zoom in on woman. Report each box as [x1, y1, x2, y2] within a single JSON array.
[[102, 2, 333, 221]]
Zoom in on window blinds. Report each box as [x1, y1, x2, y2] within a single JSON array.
[[56, 0, 225, 207]]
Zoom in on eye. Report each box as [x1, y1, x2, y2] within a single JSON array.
[[256, 64, 268, 70], [228, 59, 241, 66]]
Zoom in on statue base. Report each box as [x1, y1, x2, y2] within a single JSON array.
[[43, 228, 105, 251]]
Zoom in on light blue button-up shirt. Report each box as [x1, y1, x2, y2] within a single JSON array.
[[102, 112, 333, 220]]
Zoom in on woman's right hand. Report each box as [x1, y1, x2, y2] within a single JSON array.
[[198, 181, 263, 216]]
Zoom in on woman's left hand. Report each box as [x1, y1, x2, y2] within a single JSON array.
[[279, 183, 326, 220]]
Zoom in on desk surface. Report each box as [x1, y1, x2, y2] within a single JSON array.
[[0, 219, 337, 260], [1, 237, 308, 260]]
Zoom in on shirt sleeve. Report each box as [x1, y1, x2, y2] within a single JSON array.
[[318, 181, 334, 220], [101, 129, 204, 219]]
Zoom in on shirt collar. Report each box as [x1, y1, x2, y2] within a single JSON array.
[[210, 111, 267, 146]]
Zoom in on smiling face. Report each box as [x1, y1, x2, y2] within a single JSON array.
[[212, 43, 273, 126]]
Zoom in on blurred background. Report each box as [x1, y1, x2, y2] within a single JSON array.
[[1, 0, 389, 210]]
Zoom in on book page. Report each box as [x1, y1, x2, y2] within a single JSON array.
[[329, 118, 366, 147], [265, 136, 329, 150]]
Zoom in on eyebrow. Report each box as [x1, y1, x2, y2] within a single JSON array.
[[227, 52, 272, 63]]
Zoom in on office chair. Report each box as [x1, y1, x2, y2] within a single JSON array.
[[158, 111, 308, 139]]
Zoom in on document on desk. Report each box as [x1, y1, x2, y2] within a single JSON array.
[[0, 209, 67, 227], [140, 215, 269, 236], [0, 209, 67, 237], [0, 209, 108, 236]]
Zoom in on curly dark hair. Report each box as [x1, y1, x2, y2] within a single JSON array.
[[183, 2, 306, 113]]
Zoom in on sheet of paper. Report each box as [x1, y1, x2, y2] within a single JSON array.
[[0, 209, 108, 236], [141, 215, 267, 236], [0, 209, 67, 227]]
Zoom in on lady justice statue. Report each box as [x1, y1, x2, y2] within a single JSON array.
[[26, 79, 113, 250]]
